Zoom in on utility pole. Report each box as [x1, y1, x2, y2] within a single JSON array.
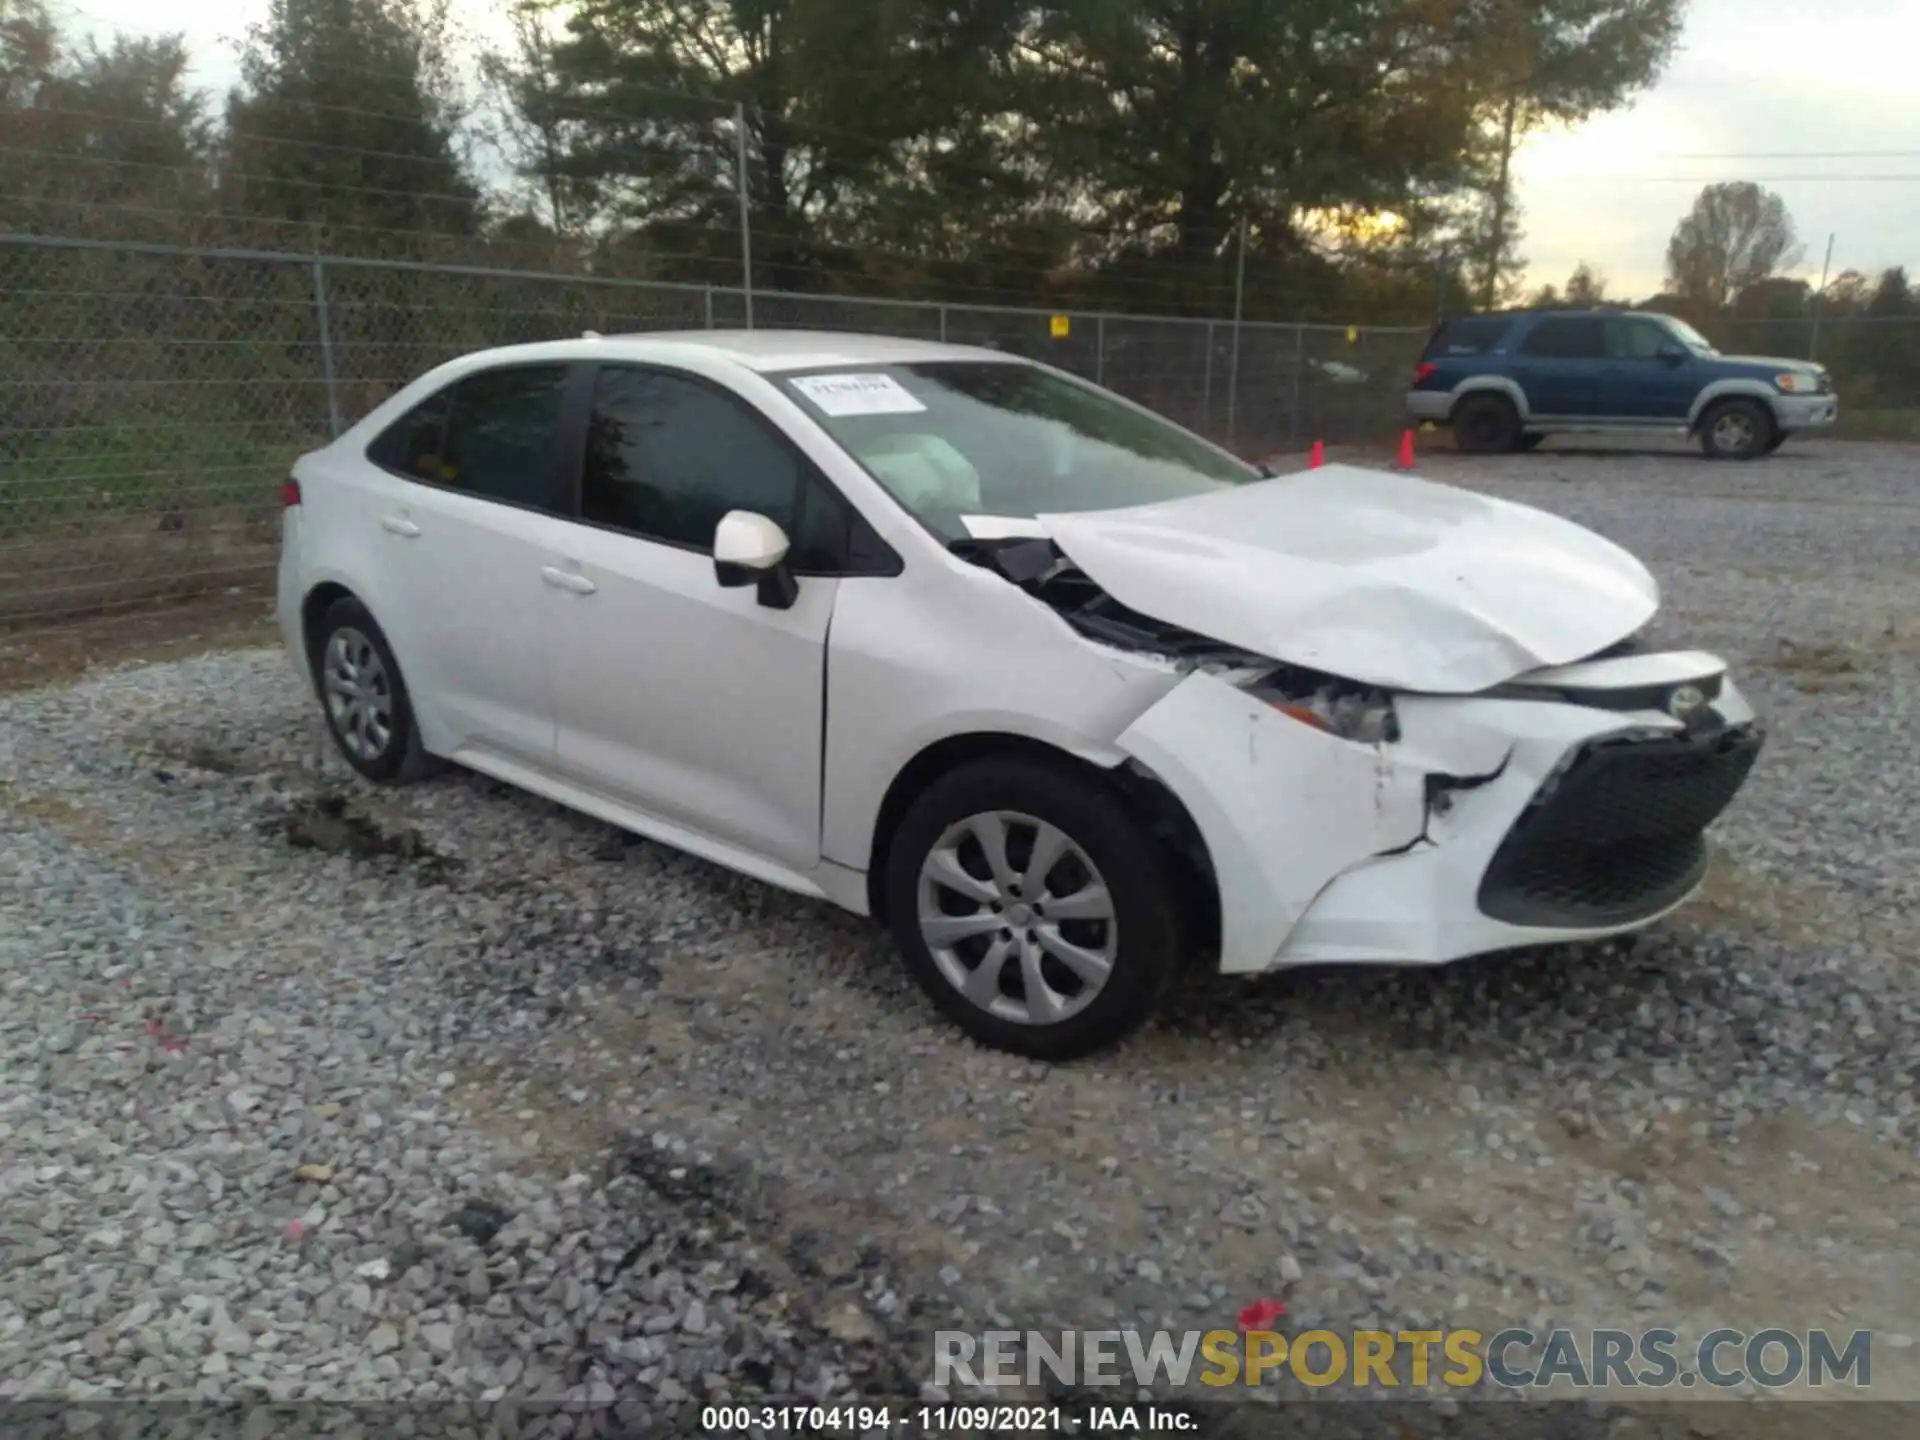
[[735, 102, 754, 328], [1808, 232, 1835, 362]]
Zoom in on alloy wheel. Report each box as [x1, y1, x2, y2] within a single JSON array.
[[916, 810, 1117, 1026], [1711, 410, 1757, 454], [322, 626, 394, 761]]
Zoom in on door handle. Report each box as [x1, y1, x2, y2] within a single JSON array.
[[540, 565, 597, 595], [380, 514, 421, 538]]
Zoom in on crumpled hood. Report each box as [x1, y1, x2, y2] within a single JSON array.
[[1036, 463, 1659, 694]]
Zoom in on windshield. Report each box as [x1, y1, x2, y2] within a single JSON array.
[[1664, 318, 1719, 355], [778, 361, 1258, 542]]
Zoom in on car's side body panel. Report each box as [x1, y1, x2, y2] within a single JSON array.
[[817, 561, 1182, 876]]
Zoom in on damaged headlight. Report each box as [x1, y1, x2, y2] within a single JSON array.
[[1245, 670, 1399, 745]]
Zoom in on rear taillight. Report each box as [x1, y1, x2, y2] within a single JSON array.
[[282, 477, 302, 507], [1413, 362, 1438, 385]]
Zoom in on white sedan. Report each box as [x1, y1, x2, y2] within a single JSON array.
[[278, 331, 1763, 1058]]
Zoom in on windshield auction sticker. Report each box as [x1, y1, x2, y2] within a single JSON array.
[[790, 372, 927, 416]]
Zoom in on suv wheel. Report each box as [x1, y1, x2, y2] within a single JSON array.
[[1452, 394, 1522, 454], [311, 597, 440, 783], [883, 758, 1184, 1060], [1699, 399, 1774, 460]]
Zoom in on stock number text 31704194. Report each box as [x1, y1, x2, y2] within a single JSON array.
[[701, 1403, 1073, 1434]]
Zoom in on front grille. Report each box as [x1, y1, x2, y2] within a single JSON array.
[[1478, 724, 1763, 928]]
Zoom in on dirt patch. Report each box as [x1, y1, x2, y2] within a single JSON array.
[[276, 793, 461, 881], [0, 591, 277, 694], [1753, 638, 1865, 692]]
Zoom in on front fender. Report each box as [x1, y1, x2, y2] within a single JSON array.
[[1687, 378, 1779, 428], [1115, 672, 1428, 973]]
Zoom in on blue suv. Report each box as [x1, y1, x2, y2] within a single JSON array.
[[1406, 309, 1838, 460]]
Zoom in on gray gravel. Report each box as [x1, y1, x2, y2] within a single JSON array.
[[3, 437, 1919, 1429]]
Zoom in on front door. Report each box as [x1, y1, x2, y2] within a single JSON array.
[[542, 364, 845, 871], [1599, 316, 1700, 422]]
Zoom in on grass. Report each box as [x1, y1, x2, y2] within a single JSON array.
[[0, 416, 310, 539]]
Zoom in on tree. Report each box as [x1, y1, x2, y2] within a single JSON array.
[[1464, 0, 1682, 307], [1664, 181, 1803, 312], [222, 0, 481, 251], [1564, 260, 1607, 306], [1, 4, 211, 236]]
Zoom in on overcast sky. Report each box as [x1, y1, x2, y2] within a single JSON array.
[[54, 0, 1920, 303]]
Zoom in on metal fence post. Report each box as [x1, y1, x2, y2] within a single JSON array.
[[734, 102, 755, 328], [703, 287, 715, 329], [1201, 320, 1214, 436], [1095, 314, 1105, 385], [1289, 325, 1305, 446], [312, 255, 342, 439], [938, 305, 948, 343], [1226, 217, 1247, 449]]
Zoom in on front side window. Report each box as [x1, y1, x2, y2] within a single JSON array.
[[1663, 317, 1719, 354], [777, 361, 1257, 544], [367, 365, 568, 513], [581, 367, 853, 570], [1605, 318, 1672, 360], [1520, 317, 1605, 360]]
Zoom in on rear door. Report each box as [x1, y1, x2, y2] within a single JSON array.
[[1510, 315, 1606, 418], [364, 363, 584, 766]]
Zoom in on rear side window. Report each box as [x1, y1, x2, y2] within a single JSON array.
[[367, 364, 570, 513], [1520, 317, 1605, 360], [1423, 316, 1514, 358]]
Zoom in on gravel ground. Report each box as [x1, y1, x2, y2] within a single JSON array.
[[3, 437, 1918, 1434]]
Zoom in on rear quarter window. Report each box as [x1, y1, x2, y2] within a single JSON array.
[[1423, 316, 1514, 358]]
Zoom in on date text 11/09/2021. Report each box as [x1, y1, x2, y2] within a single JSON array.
[[699, 1404, 1191, 1434]]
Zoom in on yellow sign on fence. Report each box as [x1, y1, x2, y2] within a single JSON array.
[[1050, 314, 1071, 339]]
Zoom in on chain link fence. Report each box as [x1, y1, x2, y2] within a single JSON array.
[[0, 233, 1425, 625]]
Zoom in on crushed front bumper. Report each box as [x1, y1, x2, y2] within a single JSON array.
[[1115, 654, 1760, 973]]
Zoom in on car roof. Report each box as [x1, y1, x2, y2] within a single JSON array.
[[447, 329, 1017, 376]]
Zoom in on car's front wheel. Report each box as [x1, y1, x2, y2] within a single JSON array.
[[1764, 430, 1790, 454], [311, 596, 439, 783], [883, 757, 1185, 1060], [1699, 398, 1774, 460]]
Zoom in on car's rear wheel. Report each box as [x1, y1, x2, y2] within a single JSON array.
[[1452, 394, 1522, 454], [312, 596, 439, 784], [1699, 398, 1774, 460], [883, 758, 1184, 1060]]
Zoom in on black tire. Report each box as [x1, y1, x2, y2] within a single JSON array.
[[1764, 430, 1790, 454], [883, 757, 1186, 1060], [310, 596, 440, 783], [1514, 433, 1545, 452], [1698, 398, 1774, 460], [1452, 393, 1522, 454]]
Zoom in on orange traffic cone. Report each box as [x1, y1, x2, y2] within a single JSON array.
[[1308, 440, 1325, 468], [1396, 429, 1416, 469]]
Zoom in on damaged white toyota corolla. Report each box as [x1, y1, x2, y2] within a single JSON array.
[[279, 331, 1763, 1059]]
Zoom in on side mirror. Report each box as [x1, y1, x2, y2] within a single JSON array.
[[1656, 342, 1687, 364], [712, 509, 797, 609]]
